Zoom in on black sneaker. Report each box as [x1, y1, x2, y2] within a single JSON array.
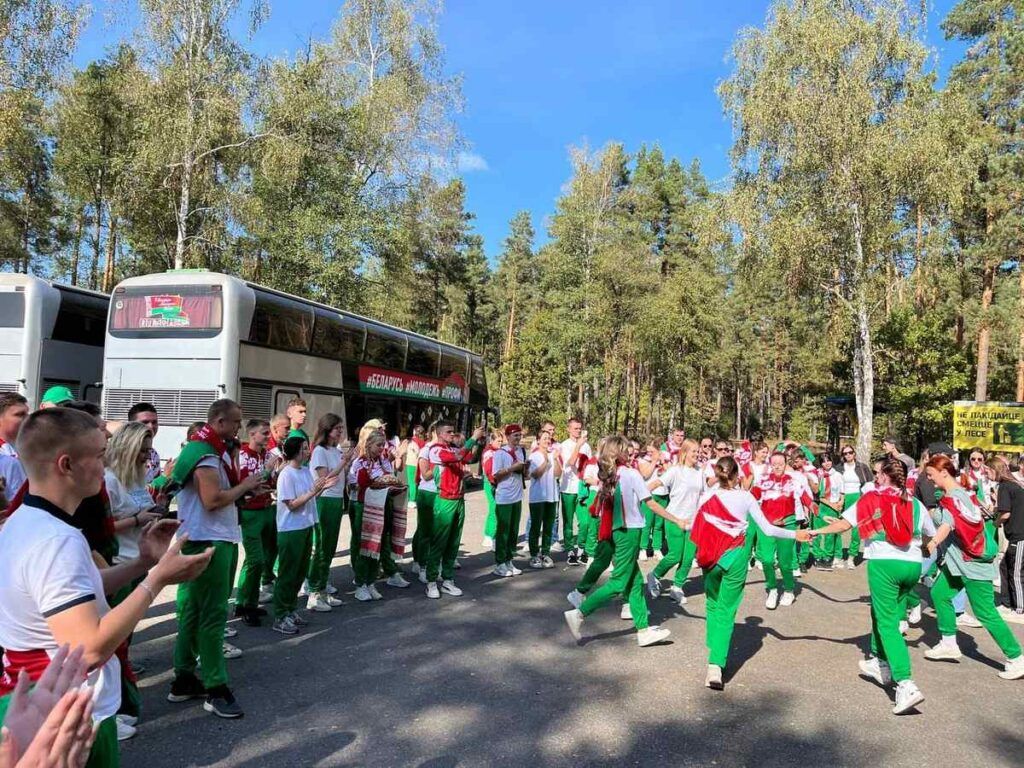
[[580, 551, 589, 564], [252, 607, 268, 617], [167, 673, 205, 703], [815, 560, 834, 572], [242, 611, 261, 627], [567, 549, 580, 566], [203, 685, 244, 719]]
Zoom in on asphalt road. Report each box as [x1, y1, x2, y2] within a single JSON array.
[[122, 491, 1024, 767]]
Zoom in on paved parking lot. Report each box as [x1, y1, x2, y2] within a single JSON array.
[[123, 490, 1024, 767]]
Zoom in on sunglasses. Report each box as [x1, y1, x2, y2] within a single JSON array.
[[970, 456, 984, 462], [716, 447, 732, 453], [842, 450, 854, 456]]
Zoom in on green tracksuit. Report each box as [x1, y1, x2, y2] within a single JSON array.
[[237, 505, 275, 609], [652, 520, 697, 588], [274, 527, 314, 619], [866, 559, 921, 682], [843, 492, 862, 559], [484, 479, 497, 539], [173, 540, 237, 689], [495, 501, 523, 564], [577, 487, 599, 557], [705, 547, 749, 668], [811, 504, 842, 563], [412, 488, 436, 566], [308, 496, 345, 592], [578, 528, 649, 630], [561, 492, 580, 550], [642, 493, 669, 553], [528, 501, 558, 557], [932, 566, 1022, 658], [427, 497, 465, 581], [757, 516, 797, 592]]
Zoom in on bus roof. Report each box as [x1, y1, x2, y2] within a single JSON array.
[[111, 270, 483, 359], [0, 273, 109, 302]]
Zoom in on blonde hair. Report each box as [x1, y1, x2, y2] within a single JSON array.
[[680, 438, 698, 466], [597, 434, 630, 500], [106, 421, 151, 489]]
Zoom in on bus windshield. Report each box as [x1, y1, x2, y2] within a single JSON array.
[[0, 293, 25, 328], [109, 285, 223, 337]]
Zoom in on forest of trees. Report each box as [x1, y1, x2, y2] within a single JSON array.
[[1, 0, 1021, 456]]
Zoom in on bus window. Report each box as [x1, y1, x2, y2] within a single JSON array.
[[439, 348, 468, 381], [249, 292, 313, 351], [52, 293, 106, 347], [469, 355, 488, 402], [110, 285, 223, 337], [0, 293, 25, 327], [364, 326, 406, 369], [406, 338, 440, 377], [312, 311, 365, 360]]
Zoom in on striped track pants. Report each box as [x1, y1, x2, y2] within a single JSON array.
[[1002, 540, 1024, 613]]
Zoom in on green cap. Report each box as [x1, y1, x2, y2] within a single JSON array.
[[40, 385, 74, 406]]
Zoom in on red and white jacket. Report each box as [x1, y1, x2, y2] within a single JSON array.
[[751, 470, 805, 524]]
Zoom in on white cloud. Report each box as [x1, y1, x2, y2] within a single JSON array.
[[456, 151, 489, 173]]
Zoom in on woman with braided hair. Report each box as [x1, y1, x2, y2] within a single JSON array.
[[810, 457, 936, 715], [563, 435, 684, 647]]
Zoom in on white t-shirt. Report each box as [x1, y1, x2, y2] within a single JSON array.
[[0, 441, 17, 458], [841, 463, 863, 494], [558, 440, 592, 495], [310, 445, 346, 499], [491, 446, 527, 504], [104, 469, 155, 563], [528, 448, 558, 504], [841, 491, 935, 562], [0, 453, 26, 501], [176, 454, 240, 543], [616, 466, 652, 529], [0, 501, 121, 722], [417, 442, 443, 493], [657, 465, 704, 522], [276, 464, 318, 531]]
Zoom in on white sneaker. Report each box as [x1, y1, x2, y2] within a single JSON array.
[[755, 560, 763, 571], [668, 586, 687, 605], [638, 551, 649, 562], [858, 657, 892, 686], [765, 589, 779, 610], [834, 559, 846, 570], [115, 716, 137, 741], [118, 715, 138, 727], [652, 551, 664, 562], [956, 612, 983, 628], [258, 587, 273, 605], [637, 625, 670, 647], [454, 559, 462, 569], [298, 581, 310, 598], [507, 561, 523, 576], [620, 603, 633, 621], [566, 589, 584, 609], [425, 582, 440, 599], [899, 620, 909, 636], [792, 569, 802, 578], [223, 625, 238, 638], [847, 559, 859, 570], [306, 593, 332, 613], [530, 556, 544, 569], [368, 584, 384, 600], [779, 591, 795, 607], [924, 640, 963, 661], [222, 642, 243, 660], [493, 563, 510, 577], [564, 608, 584, 641], [411, 562, 421, 575], [908, 604, 922, 625], [354, 585, 374, 602], [386, 573, 410, 589], [419, 569, 428, 584], [272, 616, 299, 635], [440, 580, 463, 596], [997, 606, 1024, 624], [288, 611, 308, 626], [551, 541, 563, 553], [998, 656, 1024, 680], [892, 680, 924, 715], [542, 555, 555, 568], [705, 664, 724, 690], [323, 592, 343, 607], [646, 571, 662, 599], [481, 536, 494, 549]]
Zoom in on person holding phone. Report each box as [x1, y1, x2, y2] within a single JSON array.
[[235, 419, 279, 627]]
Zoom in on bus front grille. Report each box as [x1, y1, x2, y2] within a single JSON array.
[[103, 388, 217, 426]]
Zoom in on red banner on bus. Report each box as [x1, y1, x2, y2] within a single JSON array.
[[358, 365, 467, 403]]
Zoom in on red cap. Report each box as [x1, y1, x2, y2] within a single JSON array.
[[504, 423, 523, 436]]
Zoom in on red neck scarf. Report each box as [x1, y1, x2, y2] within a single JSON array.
[[191, 423, 239, 485]]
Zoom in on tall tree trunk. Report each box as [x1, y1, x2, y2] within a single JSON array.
[[69, 208, 85, 286], [102, 217, 117, 292], [1017, 256, 1024, 402], [90, 200, 103, 290], [975, 260, 995, 402], [735, 377, 742, 440], [851, 203, 874, 463], [174, 156, 192, 270]]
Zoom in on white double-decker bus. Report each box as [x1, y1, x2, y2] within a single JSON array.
[[102, 270, 491, 461], [0, 274, 108, 406]]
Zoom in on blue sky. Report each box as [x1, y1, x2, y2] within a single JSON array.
[[74, 0, 964, 260]]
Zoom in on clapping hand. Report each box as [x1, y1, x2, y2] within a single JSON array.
[[138, 519, 182, 566], [0, 644, 95, 768]]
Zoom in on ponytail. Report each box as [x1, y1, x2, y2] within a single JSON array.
[[715, 456, 740, 490], [597, 434, 629, 502], [878, 456, 908, 501]]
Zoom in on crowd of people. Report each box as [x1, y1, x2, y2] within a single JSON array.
[[0, 393, 1022, 766]]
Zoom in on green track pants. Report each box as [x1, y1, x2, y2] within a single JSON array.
[[495, 501, 523, 563], [273, 526, 313, 620], [528, 501, 557, 557], [756, 520, 797, 592], [427, 496, 465, 581], [931, 565, 1022, 659], [578, 528, 649, 630], [237, 506, 275, 609], [173, 540, 236, 688], [704, 548, 748, 668], [652, 521, 696, 588], [308, 496, 345, 592], [866, 559, 921, 682]]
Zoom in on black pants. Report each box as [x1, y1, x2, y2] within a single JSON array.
[[1000, 540, 1024, 613]]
